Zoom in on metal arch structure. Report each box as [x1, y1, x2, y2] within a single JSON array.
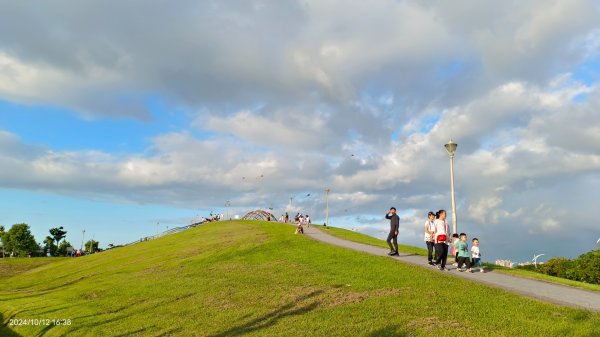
[[242, 210, 276, 221]]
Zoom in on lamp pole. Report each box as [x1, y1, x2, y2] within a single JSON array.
[[80, 229, 85, 251], [444, 139, 458, 234], [225, 200, 231, 220], [325, 188, 330, 226]]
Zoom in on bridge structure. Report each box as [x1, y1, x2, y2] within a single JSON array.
[[241, 209, 277, 221]]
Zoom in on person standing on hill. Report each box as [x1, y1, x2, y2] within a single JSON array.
[[385, 207, 400, 256], [433, 210, 450, 271]]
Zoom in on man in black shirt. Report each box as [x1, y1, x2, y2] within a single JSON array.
[[385, 207, 400, 256]]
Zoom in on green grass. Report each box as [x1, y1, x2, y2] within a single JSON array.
[[1, 220, 598, 336], [318, 225, 600, 294], [490, 266, 600, 293], [315, 225, 428, 256], [0, 257, 67, 281]]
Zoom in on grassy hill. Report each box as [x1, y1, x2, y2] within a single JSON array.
[[1, 220, 599, 336]]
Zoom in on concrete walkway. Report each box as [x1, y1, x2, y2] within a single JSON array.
[[303, 226, 600, 312]]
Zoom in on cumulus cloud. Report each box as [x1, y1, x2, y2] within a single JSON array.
[[0, 0, 599, 260]]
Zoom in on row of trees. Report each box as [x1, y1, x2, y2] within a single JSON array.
[[518, 249, 600, 285], [0, 223, 100, 257]]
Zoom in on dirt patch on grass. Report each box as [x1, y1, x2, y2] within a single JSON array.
[[282, 286, 409, 309], [81, 291, 103, 300], [408, 316, 466, 333]]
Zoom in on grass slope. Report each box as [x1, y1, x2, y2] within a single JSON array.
[[1, 221, 599, 337], [317, 226, 600, 293], [315, 226, 428, 256], [0, 258, 66, 281]]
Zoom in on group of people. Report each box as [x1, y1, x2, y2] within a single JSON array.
[[385, 207, 483, 272], [292, 213, 311, 234]]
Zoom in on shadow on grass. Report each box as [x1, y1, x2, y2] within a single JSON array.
[[208, 290, 324, 337], [0, 313, 23, 337], [367, 325, 408, 337]]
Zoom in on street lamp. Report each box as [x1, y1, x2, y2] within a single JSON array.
[[533, 254, 545, 268], [80, 229, 86, 251], [444, 139, 458, 234], [325, 188, 331, 226], [225, 200, 231, 220]]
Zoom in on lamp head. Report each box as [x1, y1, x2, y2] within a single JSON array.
[[445, 139, 457, 157]]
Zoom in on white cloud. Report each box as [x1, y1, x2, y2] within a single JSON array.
[[0, 1, 599, 260]]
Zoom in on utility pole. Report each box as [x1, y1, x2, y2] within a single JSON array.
[[80, 229, 85, 251]]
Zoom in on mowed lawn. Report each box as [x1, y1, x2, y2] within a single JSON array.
[[316, 225, 600, 293], [1, 221, 599, 337]]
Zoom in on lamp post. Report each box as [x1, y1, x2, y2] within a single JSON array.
[[533, 254, 545, 268], [225, 200, 231, 220], [80, 229, 86, 251], [444, 139, 458, 234], [325, 188, 330, 226]]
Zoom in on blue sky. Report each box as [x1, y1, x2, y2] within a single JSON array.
[[0, 1, 599, 262]]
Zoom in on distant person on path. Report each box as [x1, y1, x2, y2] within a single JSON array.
[[424, 211, 436, 265], [456, 233, 473, 272], [295, 222, 304, 234], [306, 215, 311, 227], [433, 210, 450, 270], [385, 207, 400, 256], [471, 238, 484, 272], [285, 212, 289, 223]]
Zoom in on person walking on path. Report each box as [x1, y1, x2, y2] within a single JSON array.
[[424, 211, 436, 265], [433, 210, 450, 270], [385, 207, 400, 256], [456, 233, 473, 272], [471, 238, 484, 272]]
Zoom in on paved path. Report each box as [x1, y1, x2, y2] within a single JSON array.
[[303, 226, 600, 312]]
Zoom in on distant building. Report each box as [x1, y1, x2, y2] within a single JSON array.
[[495, 259, 515, 268]]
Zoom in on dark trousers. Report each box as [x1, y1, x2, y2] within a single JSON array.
[[457, 256, 471, 269], [387, 233, 398, 252], [426, 241, 435, 262], [434, 243, 448, 268]]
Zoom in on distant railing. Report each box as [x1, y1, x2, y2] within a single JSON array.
[[120, 221, 207, 247]]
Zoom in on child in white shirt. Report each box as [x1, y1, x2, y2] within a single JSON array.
[[471, 238, 484, 273]]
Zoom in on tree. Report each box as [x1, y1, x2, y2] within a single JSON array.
[[57, 240, 73, 256], [0, 225, 5, 258], [4, 224, 38, 257], [84, 240, 99, 254], [44, 236, 57, 256], [574, 250, 600, 284], [49, 226, 67, 247]]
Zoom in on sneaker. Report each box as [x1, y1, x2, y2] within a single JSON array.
[[468, 269, 473, 273], [480, 269, 485, 273], [428, 261, 434, 265], [387, 251, 395, 255], [390, 251, 399, 256], [458, 268, 464, 272], [452, 263, 458, 267]]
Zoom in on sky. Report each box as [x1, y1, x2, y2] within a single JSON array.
[[0, 0, 599, 262]]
